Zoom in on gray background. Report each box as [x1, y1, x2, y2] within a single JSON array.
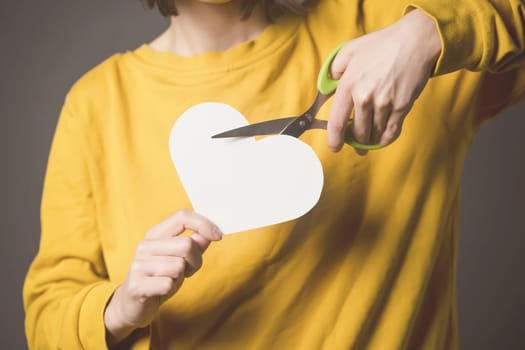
[[2, 1, 524, 349]]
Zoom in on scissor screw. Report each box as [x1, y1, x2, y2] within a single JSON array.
[[299, 120, 306, 127]]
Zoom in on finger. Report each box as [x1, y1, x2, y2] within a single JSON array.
[[127, 276, 178, 301], [158, 277, 184, 304], [133, 256, 188, 279], [351, 93, 373, 156], [145, 210, 189, 239], [378, 110, 406, 147], [371, 100, 392, 144], [190, 233, 212, 254], [354, 148, 368, 156], [135, 236, 204, 275], [329, 43, 352, 80], [146, 210, 222, 241], [352, 93, 373, 144], [144, 241, 204, 277], [328, 71, 354, 152]]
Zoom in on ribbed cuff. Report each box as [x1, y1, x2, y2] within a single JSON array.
[[78, 281, 120, 349], [404, 1, 479, 76]]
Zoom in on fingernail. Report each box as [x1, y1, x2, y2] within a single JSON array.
[[380, 139, 390, 147], [213, 225, 223, 240], [328, 142, 342, 153]]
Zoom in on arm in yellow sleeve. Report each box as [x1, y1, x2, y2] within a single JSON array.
[[406, 0, 525, 123], [23, 98, 118, 349], [406, 0, 525, 75]]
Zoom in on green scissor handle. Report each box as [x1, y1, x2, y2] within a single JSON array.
[[317, 42, 345, 95], [317, 43, 383, 151]]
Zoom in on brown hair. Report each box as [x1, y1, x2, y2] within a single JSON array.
[[144, 0, 316, 22]]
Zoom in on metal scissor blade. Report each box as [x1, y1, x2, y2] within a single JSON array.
[[211, 117, 299, 139]]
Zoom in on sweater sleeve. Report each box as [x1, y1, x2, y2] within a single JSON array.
[[405, 0, 525, 75], [406, 0, 525, 122], [23, 97, 118, 349]]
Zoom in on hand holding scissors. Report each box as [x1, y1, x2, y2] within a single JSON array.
[[214, 9, 440, 154], [212, 43, 382, 151]]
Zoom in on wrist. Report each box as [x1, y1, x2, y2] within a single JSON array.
[[104, 289, 136, 347], [398, 8, 442, 73]]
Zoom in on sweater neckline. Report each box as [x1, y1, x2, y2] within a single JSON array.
[[130, 14, 300, 76]]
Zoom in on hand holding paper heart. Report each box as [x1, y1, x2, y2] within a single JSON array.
[[169, 102, 324, 234]]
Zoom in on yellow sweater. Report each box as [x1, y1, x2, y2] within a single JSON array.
[[24, 0, 525, 349]]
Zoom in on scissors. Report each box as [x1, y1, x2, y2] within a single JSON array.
[[212, 43, 382, 151]]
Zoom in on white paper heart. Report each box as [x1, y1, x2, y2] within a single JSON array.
[[169, 102, 324, 234]]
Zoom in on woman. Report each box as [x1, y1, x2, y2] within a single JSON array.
[[24, 0, 525, 348]]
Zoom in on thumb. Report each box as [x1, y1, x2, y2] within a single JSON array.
[[145, 210, 222, 241], [329, 43, 351, 80]]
